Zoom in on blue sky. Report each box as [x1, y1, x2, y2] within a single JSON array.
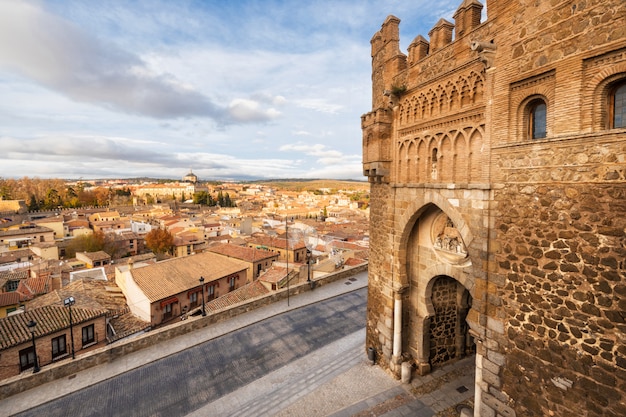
[[0, 0, 460, 181]]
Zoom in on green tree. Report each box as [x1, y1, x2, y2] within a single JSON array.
[[193, 191, 207, 204], [28, 194, 40, 211], [43, 188, 62, 210], [65, 231, 109, 258]]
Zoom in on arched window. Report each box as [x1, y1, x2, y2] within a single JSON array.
[[610, 81, 626, 129], [528, 99, 547, 139], [431, 148, 438, 180]]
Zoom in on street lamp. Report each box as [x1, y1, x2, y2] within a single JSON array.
[[306, 249, 312, 284], [64, 296, 76, 359], [26, 320, 40, 373], [199, 276, 206, 316]]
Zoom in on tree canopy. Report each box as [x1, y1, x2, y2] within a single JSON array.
[[145, 228, 174, 256]]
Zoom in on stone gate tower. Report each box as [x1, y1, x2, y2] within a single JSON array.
[[363, 1, 626, 416]]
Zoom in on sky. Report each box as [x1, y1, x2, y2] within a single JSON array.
[[0, 0, 460, 181]]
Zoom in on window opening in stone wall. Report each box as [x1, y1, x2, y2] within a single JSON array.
[[529, 99, 547, 139], [610, 81, 626, 128]]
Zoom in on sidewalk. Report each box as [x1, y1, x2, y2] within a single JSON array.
[[2, 271, 475, 417]]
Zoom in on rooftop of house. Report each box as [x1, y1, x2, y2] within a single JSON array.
[[0, 270, 29, 282], [246, 235, 306, 251], [205, 280, 270, 312], [0, 225, 54, 237], [0, 305, 107, 351], [27, 278, 127, 312], [76, 251, 111, 262], [344, 257, 367, 267], [0, 291, 20, 307], [129, 252, 249, 303], [16, 275, 52, 301], [258, 265, 288, 284], [207, 243, 279, 263]]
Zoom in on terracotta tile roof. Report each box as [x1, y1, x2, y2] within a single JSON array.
[[0, 292, 20, 307], [0, 225, 53, 237], [205, 281, 270, 312], [258, 266, 288, 284], [0, 305, 107, 350], [0, 249, 33, 265], [0, 270, 29, 281], [208, 243, 278, 263], [344, 257, 367, 267], [112, 231, 139, 241], [329, 241, 369, 251], [246, 235, 306, 250], [108, 312, 150, 341], [16, 275, 51, 300], [79, 251, 111, 261], [27, 279, 128, 312], [130, 252, 249, 303]]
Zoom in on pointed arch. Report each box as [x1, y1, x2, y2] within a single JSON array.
[[440, 135, 453, 181], [417, 139, 428, 182], [468, 128, 484, 183], [405, 140, 417, 183]]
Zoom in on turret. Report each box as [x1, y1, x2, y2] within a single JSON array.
[[428, 18, 454, 52], [454, 0, 483, 38]]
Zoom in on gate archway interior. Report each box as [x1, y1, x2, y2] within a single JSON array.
[[405, 205, 475, 370], [428, 275, 475, 367]]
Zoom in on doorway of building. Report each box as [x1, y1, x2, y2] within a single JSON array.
[[429, 275, 475, 367]]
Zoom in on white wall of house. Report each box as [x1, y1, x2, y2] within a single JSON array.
[[115, 266, 152, 322], [131, 220, 153, 234]]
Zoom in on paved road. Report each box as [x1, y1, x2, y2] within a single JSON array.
[[15, 288, 367, 417]]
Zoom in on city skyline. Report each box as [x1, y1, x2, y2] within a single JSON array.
[[0, 0, 460, 181]]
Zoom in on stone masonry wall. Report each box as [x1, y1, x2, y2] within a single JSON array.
[[493, 134, 626, 416], [365, 182, 395, 366]]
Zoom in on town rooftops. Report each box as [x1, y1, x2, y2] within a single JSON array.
[[130, 251, 249, 303]]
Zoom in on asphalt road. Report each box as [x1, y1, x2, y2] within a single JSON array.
[[15, 287, 367, 417]]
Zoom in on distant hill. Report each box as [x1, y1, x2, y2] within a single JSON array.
[[247, 179, 369, 192]]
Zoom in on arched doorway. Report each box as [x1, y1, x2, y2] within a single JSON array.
[[428, 275, 475, 367]]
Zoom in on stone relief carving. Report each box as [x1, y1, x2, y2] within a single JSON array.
[[431, 213, 469, 264]]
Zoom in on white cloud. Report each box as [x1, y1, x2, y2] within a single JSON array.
[[0, 0, 458, 181], [228, 98, 282, 122]]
